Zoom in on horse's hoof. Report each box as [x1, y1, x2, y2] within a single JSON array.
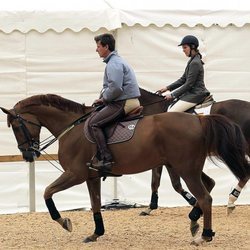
[[191, 236, 205, 246], [139, 211, 150, 216], [227, 204, 236, 215], [83, 234, 99, 243], [139, 208, 152, 216], [191, 235, 213, 246], [62, 218, 72, 232], [190, 220, 199, 237]]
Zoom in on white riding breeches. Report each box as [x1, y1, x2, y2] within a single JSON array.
[[168, 100, 196, 112]]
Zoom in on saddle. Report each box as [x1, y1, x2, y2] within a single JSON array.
[[186, 95, 215, 115], [84, 106, 144, 144]]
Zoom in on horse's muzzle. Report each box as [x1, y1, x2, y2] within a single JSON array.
[[22, 150, 40, 162]]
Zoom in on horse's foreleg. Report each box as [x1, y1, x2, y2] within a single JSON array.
[[44, 171, 83, 232], [227, 177, 248, 215], [83, 178, 104, 243], [139, 166, 163, 216], [166, 165, 196, 206]]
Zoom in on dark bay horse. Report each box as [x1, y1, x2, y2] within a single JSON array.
[[139, 88, 250, 220], [1, 94, 250, 246]]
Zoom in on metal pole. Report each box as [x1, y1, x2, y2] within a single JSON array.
[[113, 177, 118, 199], [112, 28, 118, 201], [29, 161, 36, 212]]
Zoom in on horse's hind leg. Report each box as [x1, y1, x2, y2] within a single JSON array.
[[189, 172, 215, 236], [140, 166, 163, 216], [183, 175, 215, 245], [166, 165, 196, 206], [44, 171, 84, 232], [140, 164, 197, 216]]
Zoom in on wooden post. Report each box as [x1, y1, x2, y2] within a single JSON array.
[[0, 154, 58, 212]]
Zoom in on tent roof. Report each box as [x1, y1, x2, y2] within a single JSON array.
[[1, 0, 250, 33]]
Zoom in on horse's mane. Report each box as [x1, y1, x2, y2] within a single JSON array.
[[14, 94, 86, 114], [139, 87, 157, 95]]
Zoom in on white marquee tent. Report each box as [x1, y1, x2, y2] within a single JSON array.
[[0, 0, 249, 213]]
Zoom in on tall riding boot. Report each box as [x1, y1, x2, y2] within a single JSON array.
[[90, 125, 114, 172]]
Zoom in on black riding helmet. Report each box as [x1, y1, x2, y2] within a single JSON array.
[[178, 35, 199, 49]]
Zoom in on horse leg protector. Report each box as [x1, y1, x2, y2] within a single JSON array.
[[188, 207, 203, 221], [45, 198, 61, 220], [94, 212, 105, 236], [202, 229, 215, 241], [149, 191, 158, 209], [181, 190, 197, 206]]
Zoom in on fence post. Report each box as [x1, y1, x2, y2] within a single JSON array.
[[29, 161, 36, 212]]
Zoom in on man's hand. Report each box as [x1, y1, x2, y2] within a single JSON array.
[[92, 98, 104, 107]]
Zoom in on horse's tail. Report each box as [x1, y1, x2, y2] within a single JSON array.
[[199, 114, 250, 180]]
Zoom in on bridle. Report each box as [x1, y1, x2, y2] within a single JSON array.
[[7, 107, 94, 170], [11, 112, 41, 155], [11, 108, 95, 155]]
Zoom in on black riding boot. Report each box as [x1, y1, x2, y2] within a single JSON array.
[[90, 125, 114, 172]]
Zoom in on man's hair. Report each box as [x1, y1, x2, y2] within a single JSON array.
[[94, 33, 115, 52]]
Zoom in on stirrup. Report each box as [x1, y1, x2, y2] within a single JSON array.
[[87, 160, 114, 173]]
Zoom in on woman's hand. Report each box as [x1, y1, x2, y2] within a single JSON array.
[[156, 87, 168, 94], [164, 94, 174, 101]]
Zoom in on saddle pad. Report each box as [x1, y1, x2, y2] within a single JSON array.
[[84, 119, 140, 144], [194, 104, 212, 115]]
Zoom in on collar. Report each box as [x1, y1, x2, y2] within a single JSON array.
[[103, 51, 117, 63]]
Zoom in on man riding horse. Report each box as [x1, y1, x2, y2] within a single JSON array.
[[88, 33, 141, 173]]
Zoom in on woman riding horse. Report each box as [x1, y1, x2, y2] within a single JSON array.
[[158, 35, 210, 112]]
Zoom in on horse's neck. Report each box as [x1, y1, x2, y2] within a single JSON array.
[[139, 90, 167, 115], [34, 106, 83, 136]]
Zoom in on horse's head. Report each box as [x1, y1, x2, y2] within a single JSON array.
[[1, 107, 41, 162], [139, 87, 169, 114]]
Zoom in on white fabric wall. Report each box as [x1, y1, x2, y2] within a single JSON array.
[[0, 23, 249, 214], [117, 24, 250, 101]]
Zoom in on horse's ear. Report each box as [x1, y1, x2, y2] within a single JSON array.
[[0, 107, 12, 115], [0, 107, 15, 127]]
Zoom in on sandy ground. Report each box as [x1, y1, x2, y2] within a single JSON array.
[[0, 205, 249, 250]]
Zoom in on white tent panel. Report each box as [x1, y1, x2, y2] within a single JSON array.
[[1, 160, 249, 214], [0, 161, 118, 214], [0, 0, 121, 33], [0, 6, 249, 213], [119, 10, 250, 28]]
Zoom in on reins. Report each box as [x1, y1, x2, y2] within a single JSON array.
[[26, 109, 94, 173], [142, 99, 167, 107], [140, 91, 169, 107], [38, 109, 94, 151]]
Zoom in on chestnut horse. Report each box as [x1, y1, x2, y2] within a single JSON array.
[[1, 94, 250, 246], [138, 88, 250, 224]]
